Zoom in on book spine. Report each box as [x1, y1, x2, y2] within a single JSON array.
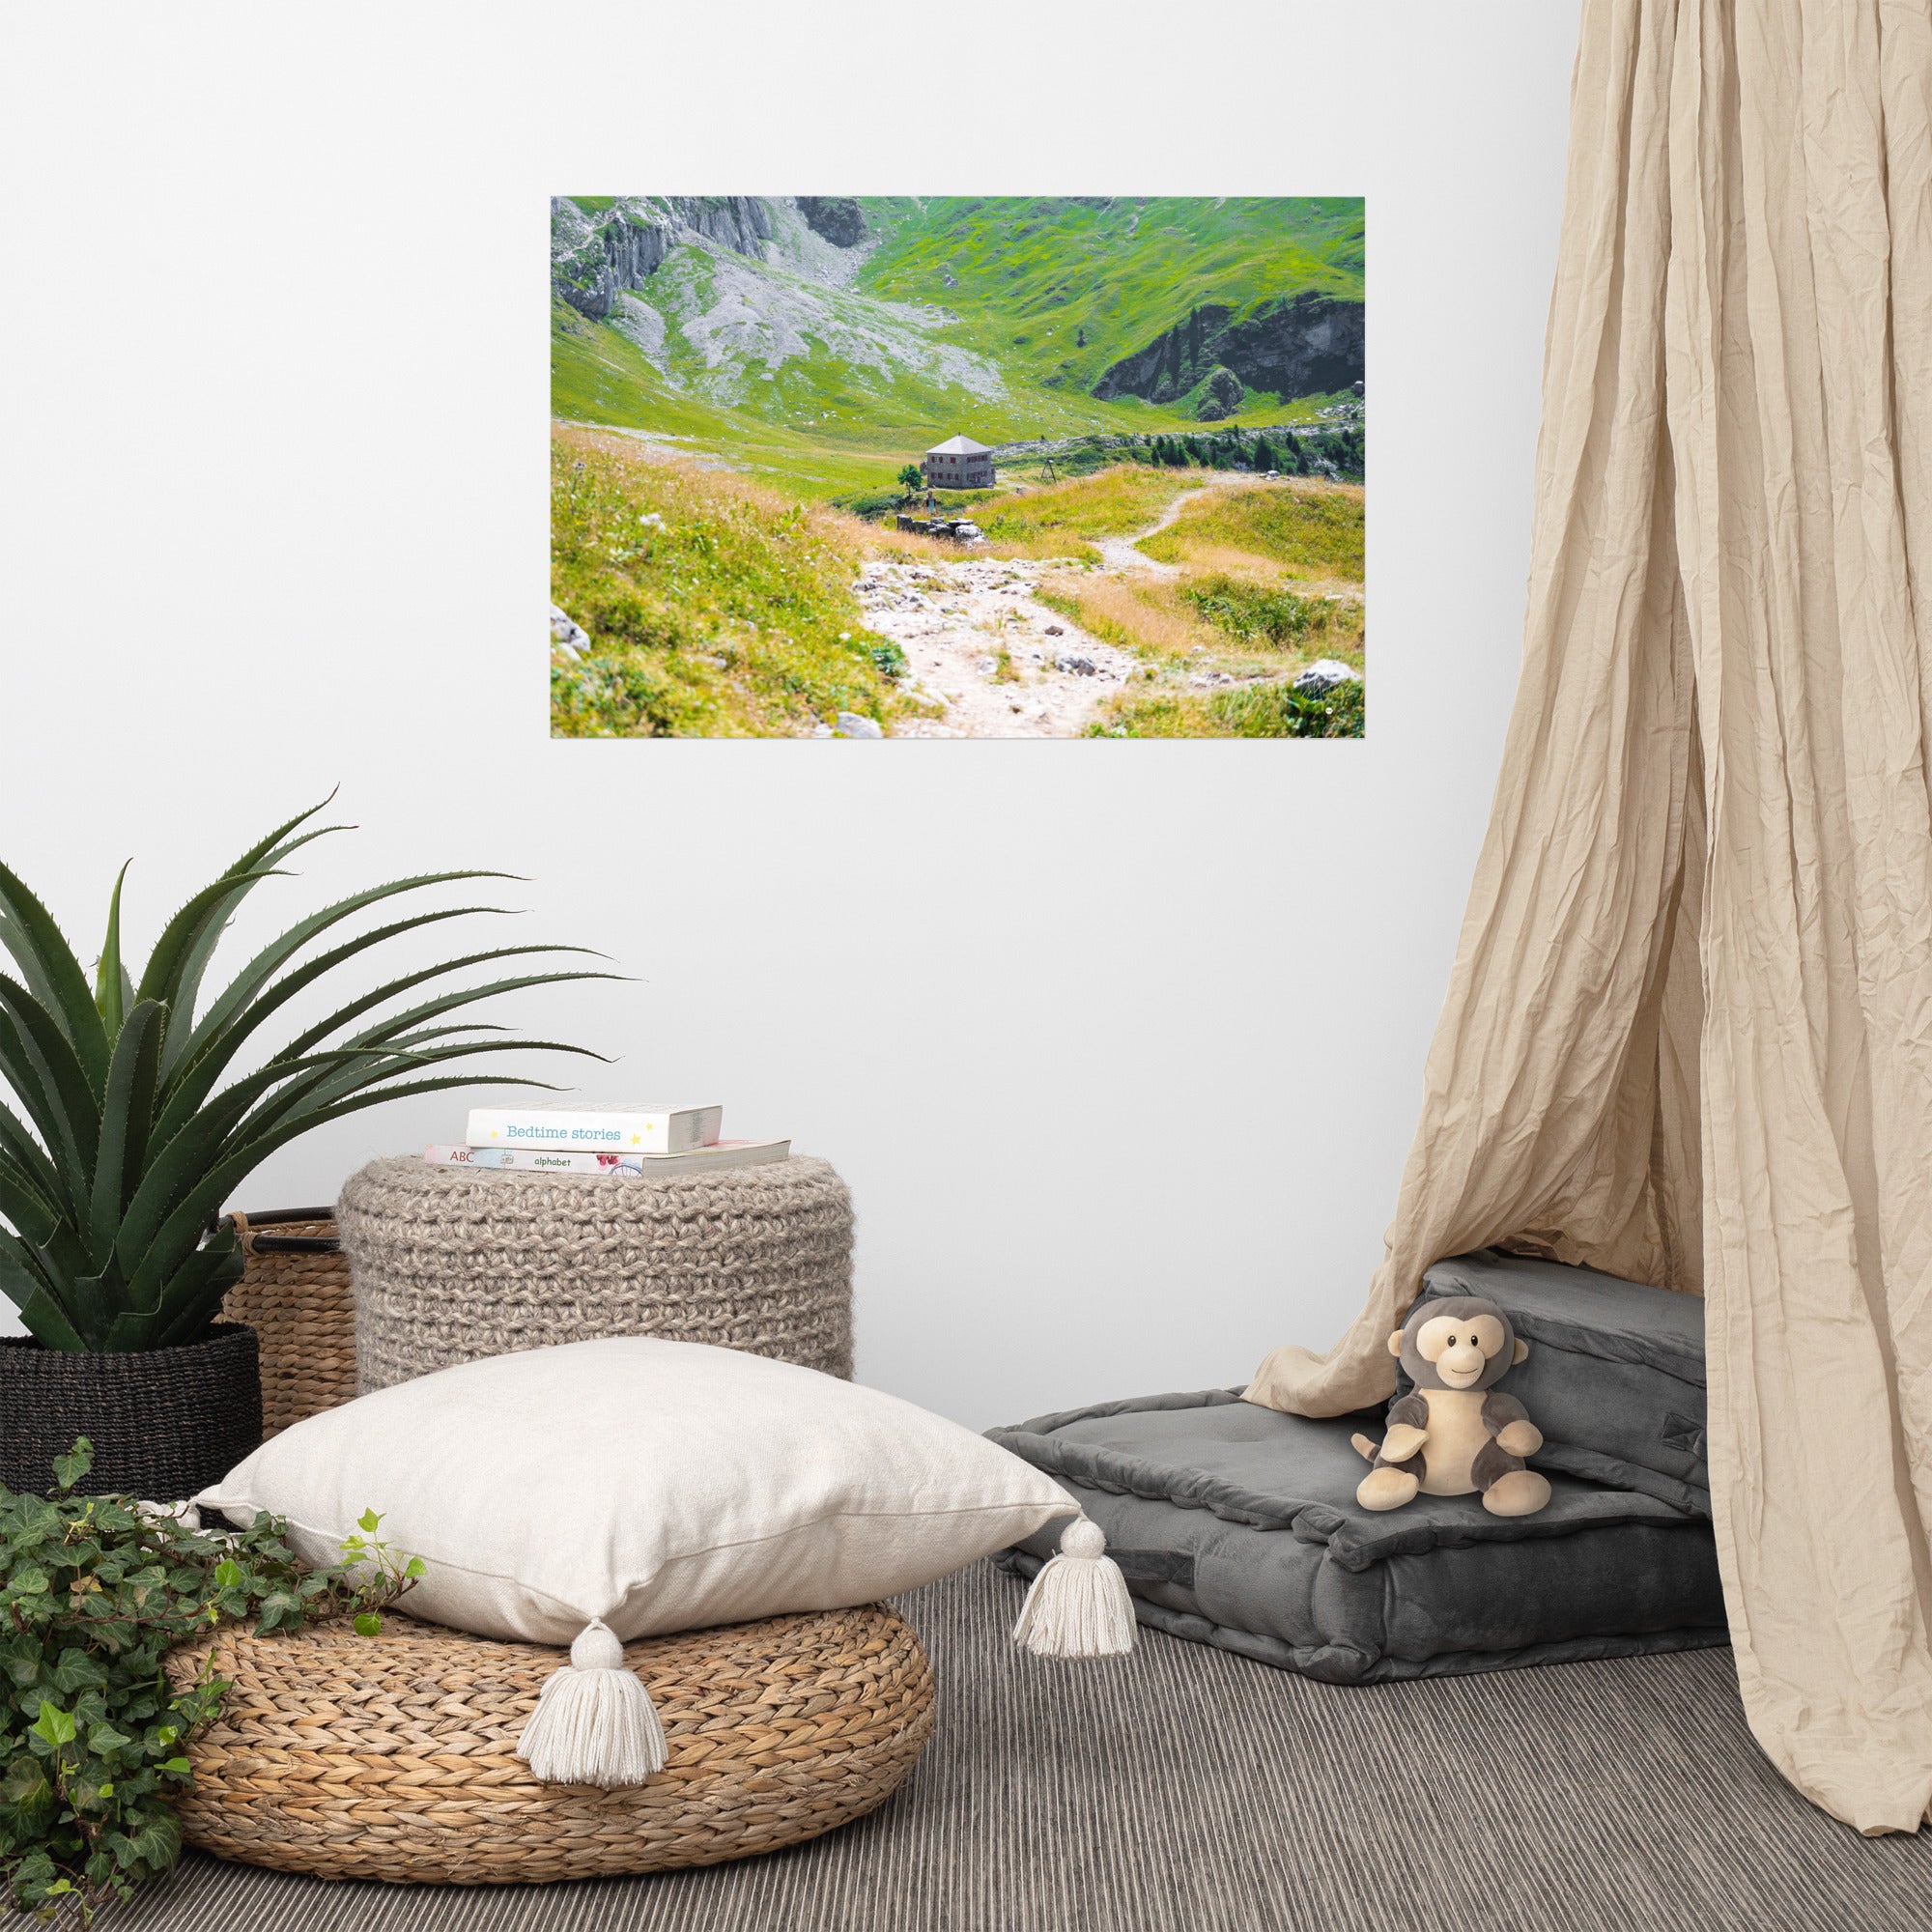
[[465, 1110, 663, 1150], [427, 1145, 648, 1175], [464, 1106, 723, 1151]]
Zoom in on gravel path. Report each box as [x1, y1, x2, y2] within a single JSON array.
[[1090, 473, 1273, 573], [858, 559, 1135, 739]]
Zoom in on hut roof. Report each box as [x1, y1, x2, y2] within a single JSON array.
[[926, 436, 991, 455]]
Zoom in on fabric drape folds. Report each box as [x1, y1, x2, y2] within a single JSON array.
[[1247, 0, 1932, 1834]]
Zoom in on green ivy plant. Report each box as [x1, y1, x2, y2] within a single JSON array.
[[0, 798, 611, 1351], [0, 1439, 417, 1924]]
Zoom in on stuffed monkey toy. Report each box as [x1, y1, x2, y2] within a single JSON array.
[[1350, 1294, 1551, 1517]]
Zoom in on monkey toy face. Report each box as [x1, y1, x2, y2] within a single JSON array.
[[1387, 1294, 1527, 1392]]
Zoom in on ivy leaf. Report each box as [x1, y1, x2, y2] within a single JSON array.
[[1, 1641, 43, 1688], [404, 1556, 426, 1579], [70, 1771, 117, 1812], [107, 1810, 180, 1870], [50, 1438, 94, 1492], [31, 1701, 76, 1748], [0, 1414, 420, 1917], [352, 1611, 383, 1637], [0, 1756, 51, 1806], [49, 1647, 108, 1694]]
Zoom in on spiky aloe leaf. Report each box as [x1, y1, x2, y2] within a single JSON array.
[[125, 1072, 571, 1327], [0, 1161, 61, 1259], [0, 809, 607, 1350], [0, 1233, 83, 1350], [94, 861, 131, 1037], [112, 1046, 416, 1287], [170, 876, 519, 1078], [0, 974, 100, 1194], [274, 961, 619, 1071], [156, 920, 582, 1134], [0, 1098, 64, 1224], [141, 1230, 247, 1352], [232, 1037, 603, 1155], [88, 1001, 165, 1271], [0, 861, 110, 1094], [134, 866, 284, 1013], [149, 801, 351, 1078]]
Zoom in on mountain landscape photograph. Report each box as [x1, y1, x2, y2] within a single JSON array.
[[550, 195, 1366, 739]]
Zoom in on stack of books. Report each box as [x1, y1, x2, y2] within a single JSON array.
[[424, 1103, 789, 1177]]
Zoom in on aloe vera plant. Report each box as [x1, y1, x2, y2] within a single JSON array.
[[0, 801, 610, 1352]]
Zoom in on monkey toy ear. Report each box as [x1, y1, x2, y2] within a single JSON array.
[[1513, 1339, 1529, 1365], [1388, 1330, 1406, 1356]]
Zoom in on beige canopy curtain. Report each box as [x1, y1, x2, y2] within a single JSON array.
[[1247, 0, 1932, 1835]]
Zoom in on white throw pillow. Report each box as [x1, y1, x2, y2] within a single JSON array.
[[197, 1337, 1081, 1647]]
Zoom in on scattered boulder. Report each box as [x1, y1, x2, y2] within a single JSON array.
[[1044, 624, 1065, 637], [1055, 652, 1097, 676], [550, 605, 590, 660], [795, 196, 867, 248], [1293, 659, 1364, 696], [835, 712, 883, 739]]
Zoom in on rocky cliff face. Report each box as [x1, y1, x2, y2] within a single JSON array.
[[552, 196, 775, 319], [795, 196, 866, 248], [1093, 292, 1365, 414]]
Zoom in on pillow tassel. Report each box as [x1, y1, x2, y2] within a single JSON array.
[[1011, 1517, 1136, 1659], [516, 1619, 667, 1785]]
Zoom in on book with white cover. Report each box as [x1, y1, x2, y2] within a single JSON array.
[[465, 1103, 723, 1153], [426, 1140, 788, 1177]]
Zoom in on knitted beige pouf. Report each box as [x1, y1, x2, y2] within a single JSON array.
[[168, 1603, 933, 1884], [336, 1155, 853, 1392]]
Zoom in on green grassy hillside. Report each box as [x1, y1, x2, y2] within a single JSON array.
[[551, 196, 1364, 500], [854, 197, 1364, 396], [550, 427, 920, 737]]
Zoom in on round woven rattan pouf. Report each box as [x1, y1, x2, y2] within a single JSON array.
[[168, 1603, 933, 1884], [336, 1154, 854, 1392]]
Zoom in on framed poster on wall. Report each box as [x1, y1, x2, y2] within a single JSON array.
[[550, 196, 1364, 740]]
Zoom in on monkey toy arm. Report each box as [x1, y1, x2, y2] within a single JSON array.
[[1378, 1392, 1430, 1465], [1483, 1391, 1543, 1460]]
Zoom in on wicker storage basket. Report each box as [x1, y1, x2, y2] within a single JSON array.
[[220, 1208, 357, 1437], [169, 1602, 933, 1884], [337, 1154, 855, 1392]]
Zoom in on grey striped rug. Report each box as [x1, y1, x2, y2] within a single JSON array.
[[128, 1561, 1931, 1932]]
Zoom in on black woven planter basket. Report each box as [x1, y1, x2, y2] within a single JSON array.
[[0, 1323, 263, 1501]]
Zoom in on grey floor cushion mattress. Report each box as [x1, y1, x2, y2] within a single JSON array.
[[990, 1390, 1725, 1683], [1420, 1248, 1709, 1514]]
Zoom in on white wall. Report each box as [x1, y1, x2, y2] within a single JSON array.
[[0, 1, 1579, 1427]]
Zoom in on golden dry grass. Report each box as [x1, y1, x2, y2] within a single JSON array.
[[1036, 571, 1223, 665], [1140, 478, 1365, 584], [970, 465, 1216, 559], [1167, 540, 1311, 580]]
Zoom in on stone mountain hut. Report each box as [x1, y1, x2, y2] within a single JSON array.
[[923, 435, 995, 490]]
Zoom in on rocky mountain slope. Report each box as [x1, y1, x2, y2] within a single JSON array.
[[1093, 292, 1365, 418], [550, 196, 1365, 492]]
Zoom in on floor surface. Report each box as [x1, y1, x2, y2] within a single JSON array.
[[127, 1560, 1932, 1932]]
